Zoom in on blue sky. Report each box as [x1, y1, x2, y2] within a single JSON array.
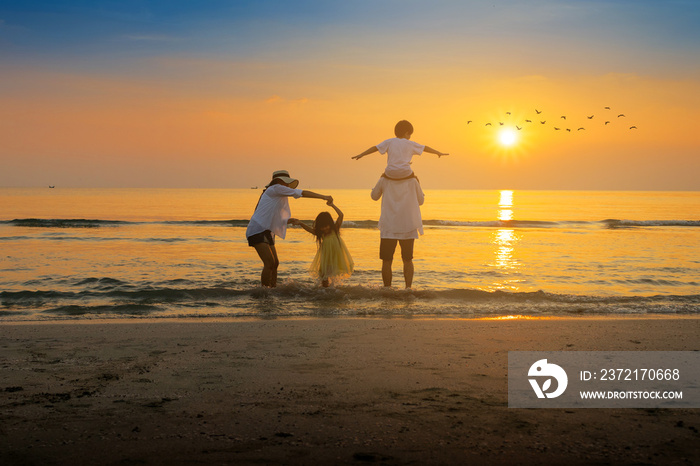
[[3, 1, 699, 71]]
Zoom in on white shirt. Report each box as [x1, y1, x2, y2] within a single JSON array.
[[371, 176, 425, 239], [376, 138, 425, 178], [246, 184, 303, 239]]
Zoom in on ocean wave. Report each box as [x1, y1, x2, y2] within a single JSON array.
[[603, 219, 700, 228], [3, 285, 699, 306], [422, 219, 564, 228], [75, 277, 130, 288], [42, 304, 161, 316], [612, 278, 699, 287], [4, 217, 699, 230], [102, 287, 252, 302], [2, 284, 698, 320], [163, 220, 249, 227], [5, 219, 131, 228]]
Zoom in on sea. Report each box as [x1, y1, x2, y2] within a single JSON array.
[[1, 188, 698, 321]]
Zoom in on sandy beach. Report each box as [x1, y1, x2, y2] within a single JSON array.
[[1, 317, 698, 465]]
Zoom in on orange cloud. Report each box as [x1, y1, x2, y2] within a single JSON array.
[[1, 62, 698, 189]]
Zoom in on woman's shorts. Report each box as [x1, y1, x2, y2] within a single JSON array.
[[247, 230, 275, 247], [379, 238, 414, 261]]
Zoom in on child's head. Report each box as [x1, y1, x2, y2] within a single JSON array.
[[394, 120, 414, 138], [313, 211, 337, 240]]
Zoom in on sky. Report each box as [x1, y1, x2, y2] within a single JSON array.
[[1, 0, 699, 190]]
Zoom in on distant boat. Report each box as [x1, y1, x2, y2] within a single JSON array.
[[250, 186, 258, 189]]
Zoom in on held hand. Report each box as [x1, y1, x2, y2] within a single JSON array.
[[325, 196, 334, 205], [288, 218, 299, 225]]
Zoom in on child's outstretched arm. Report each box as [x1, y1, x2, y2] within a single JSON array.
[[423, 146, 449, 158], [329, 203, 344, 230], [289, 218, 315, 235], [299, 222, 315, 235], [352, 146, 379, 160]]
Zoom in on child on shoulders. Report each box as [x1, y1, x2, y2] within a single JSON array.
[[351, 120, 448, 180]]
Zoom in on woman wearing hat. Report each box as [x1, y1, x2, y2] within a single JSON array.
[[246, 170, 333, 287]]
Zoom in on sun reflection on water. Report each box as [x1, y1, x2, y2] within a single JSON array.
[[498, 189, 513, 221], [489, 190, 523, 291], [494, 229, 517, 270]]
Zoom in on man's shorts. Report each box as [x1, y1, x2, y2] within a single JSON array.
[[247, 230, 275, 247], [379, 238, 414, 261]]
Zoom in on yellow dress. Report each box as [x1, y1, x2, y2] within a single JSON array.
[[310, 233, 354, 282]]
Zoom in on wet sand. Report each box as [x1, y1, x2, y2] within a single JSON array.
[[1, 317, 699, 465]]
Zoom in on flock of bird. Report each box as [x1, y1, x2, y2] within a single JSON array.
[[467, 106, 638, 132]]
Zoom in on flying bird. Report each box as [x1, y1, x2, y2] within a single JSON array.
[[467, 120, 472, 124], [561, 116, 566, 120], [578, 127, 585, 131], [499, 122, 504, 125], [618, 114, 625, 117], [506, 112, 511, 115], [587, 115, 594, 119], [525, 119, 532, 123], [554, 127, 561, 131], [605, 121, 611, 125], [566, 128, 571, 132], [485, 123, 492, 126], [605, 106, 611, 110], [516, 126, 522, 130], [540, 121, 546, 124], [535, 109, 542, 114], [629, 126, 638, 129]]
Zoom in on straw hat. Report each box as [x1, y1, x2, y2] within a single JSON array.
[[268, 169, 299, 189]]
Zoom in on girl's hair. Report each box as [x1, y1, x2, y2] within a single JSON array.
[[313, 211, 338, 244]]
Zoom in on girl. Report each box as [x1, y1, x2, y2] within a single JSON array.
[[246, 169, 333, 287], [293, 203, 354, 287]]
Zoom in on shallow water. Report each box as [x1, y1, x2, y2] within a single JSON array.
[[1, 188, 698, 320]]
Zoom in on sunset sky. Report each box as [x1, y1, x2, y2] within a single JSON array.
[[1, 0, 699, 190]]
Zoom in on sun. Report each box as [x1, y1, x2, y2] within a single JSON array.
[[498, 128, 518, 147]]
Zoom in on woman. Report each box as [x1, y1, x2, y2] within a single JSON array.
[[246, 170, 333, 287]]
